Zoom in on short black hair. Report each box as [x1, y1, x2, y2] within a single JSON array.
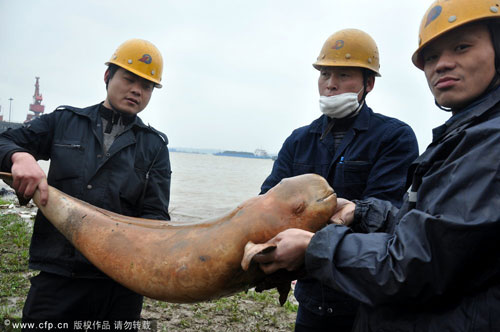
[[105, 64, 120, 89], [363, 68, 376, 79]]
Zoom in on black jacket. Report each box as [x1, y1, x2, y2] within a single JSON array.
[[0, 104, 171, 277], [306, 87, 500, 331], [261, 104, 419, 318]]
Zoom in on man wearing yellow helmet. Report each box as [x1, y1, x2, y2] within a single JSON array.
[[0, 39, 170, 329], [255, 0, 500, 330], [259, 29, 419, 331]]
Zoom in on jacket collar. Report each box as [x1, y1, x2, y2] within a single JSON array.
[[432, 86, 500, 142], [309, 102, 372, 134], [61, 103, 150, 130]]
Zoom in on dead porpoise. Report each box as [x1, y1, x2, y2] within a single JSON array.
[[0, 172, 336, 304]]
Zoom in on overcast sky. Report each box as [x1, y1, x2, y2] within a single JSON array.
[[0, 0, 448, 154]]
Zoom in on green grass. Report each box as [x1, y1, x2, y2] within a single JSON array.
[[0, 198, 12, 205], [0, 213, 33, 324], [0, 214, 31, 285]]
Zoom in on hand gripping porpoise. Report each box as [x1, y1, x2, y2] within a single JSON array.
[[0, 172, 337, 305]]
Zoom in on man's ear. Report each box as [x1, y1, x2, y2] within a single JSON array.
[[365, 75, 375, 93], [104, 68, 110, 84]]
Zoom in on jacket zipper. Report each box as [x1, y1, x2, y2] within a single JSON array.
[[53, 143, 83, 150]]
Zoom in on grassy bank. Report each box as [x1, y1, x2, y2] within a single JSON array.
[[0, 212, 34, 320], [0, 211, 297, 331]]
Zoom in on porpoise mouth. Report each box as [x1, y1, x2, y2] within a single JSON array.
[[316, 190, 335, 203]]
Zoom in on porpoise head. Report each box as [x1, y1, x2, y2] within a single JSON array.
[[240, 174, 337, 305], [266, 173, 337, 225]]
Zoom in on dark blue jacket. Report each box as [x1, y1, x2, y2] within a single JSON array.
[[306, 87, 500, 331], [0, 104, 171, 278], [261, 103, 418, 318]]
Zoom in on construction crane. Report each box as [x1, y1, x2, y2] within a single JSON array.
[[25, 76, 45, 123]]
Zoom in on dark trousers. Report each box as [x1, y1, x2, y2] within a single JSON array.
[[295, 305, 355, 332], [22, 271, 143, 331]]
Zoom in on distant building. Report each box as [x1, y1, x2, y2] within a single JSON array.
[[0, 77, 45, 133], [213, 149, 274, 159], [25, 77, 45, 123]]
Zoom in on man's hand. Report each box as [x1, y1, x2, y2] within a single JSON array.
[[10, 152, 48, 206], [329, 198, 355, 226], [252, 228, 313, 275]]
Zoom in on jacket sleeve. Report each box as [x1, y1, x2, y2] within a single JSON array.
[[259, 133, 295, 194], [362, 123, 418, 206], [350, 197, 400, 234], [140, 144, 171, 221], [0, 113, 57, 171], [305, 128, 500, 306]]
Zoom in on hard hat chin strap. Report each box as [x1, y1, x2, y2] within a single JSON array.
[[479, 21, 500, 101], [434, 75, 500, 114], [487, 21, 500, 90], [434, 99, 453, 112], [359, 69, 371, 105]]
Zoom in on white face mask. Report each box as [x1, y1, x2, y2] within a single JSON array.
[[319, 88, 364, 119]]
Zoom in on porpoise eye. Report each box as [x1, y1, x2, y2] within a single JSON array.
[[294, 201, 306, 215]]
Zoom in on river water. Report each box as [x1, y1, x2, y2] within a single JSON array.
[[4, 152, 275, 222], [169, 152, 274, 221]]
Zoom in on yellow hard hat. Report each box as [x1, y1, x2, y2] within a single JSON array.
[[106, 38, 163, 88], [412, 0, 500, 70], [313, 29, 381, 77]]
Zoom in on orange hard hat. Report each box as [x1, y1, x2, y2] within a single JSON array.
[[313, 29, 381, 77], [106, 38, 163, 88], [412, 0, 500, 69]]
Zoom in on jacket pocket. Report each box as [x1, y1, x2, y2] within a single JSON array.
[[50, 141, 85, 181], [333, 160, 372, 199], [342, 160, 372, 185]]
